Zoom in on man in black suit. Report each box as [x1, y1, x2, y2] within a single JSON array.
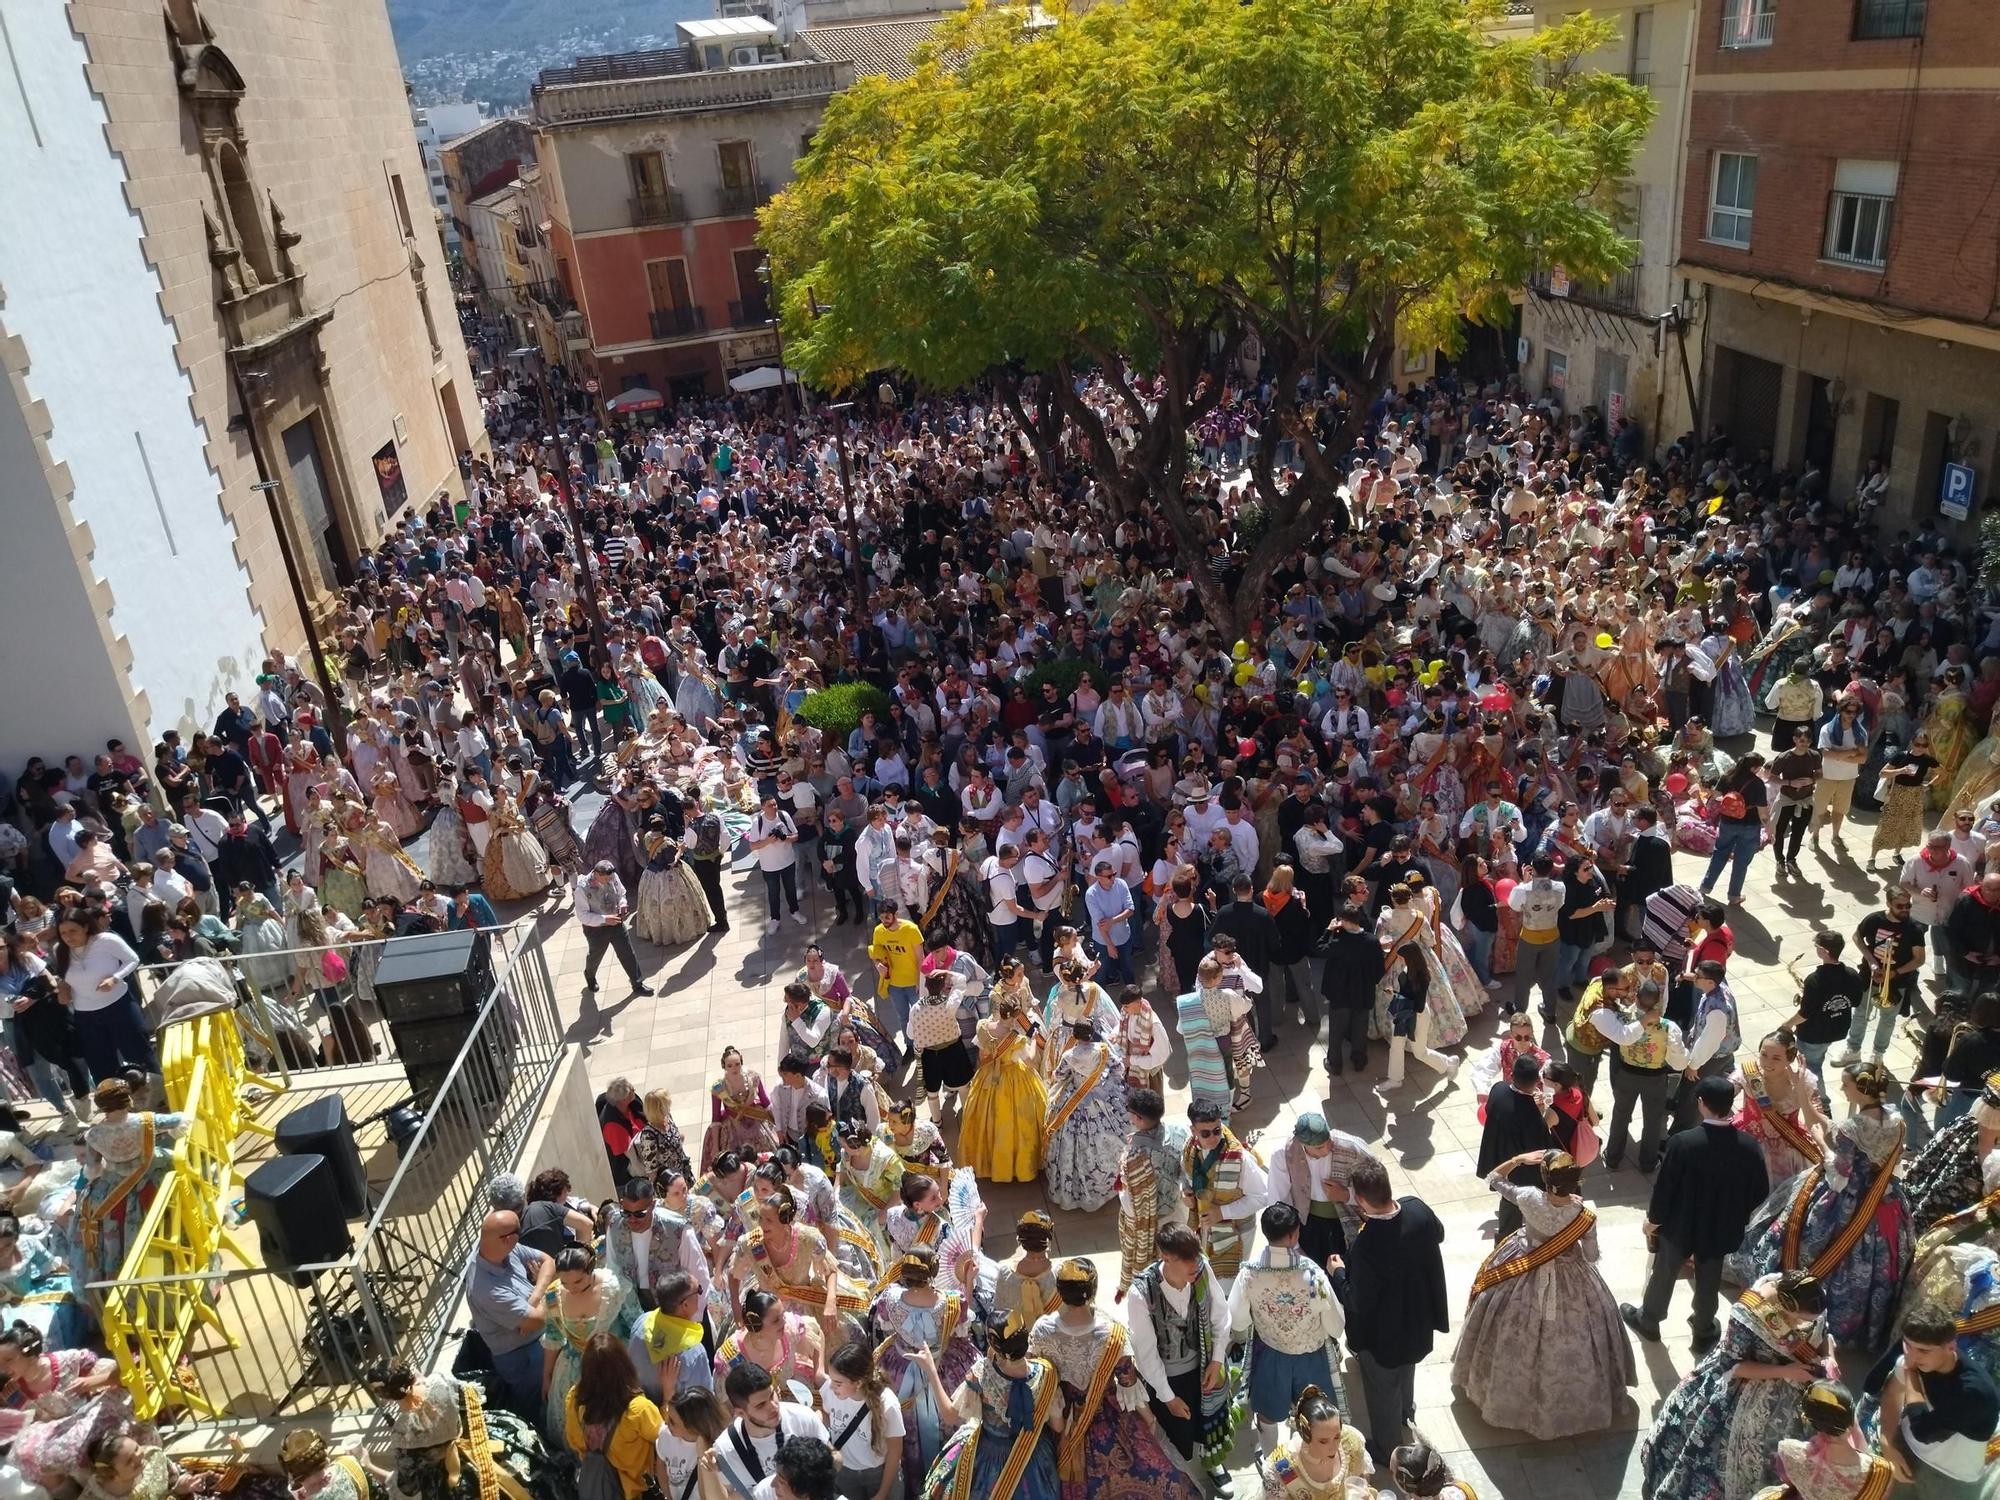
[[1621, 1074, 1770, 1350], [1619, 806, 1674, 940], [1330, 1158, 1449, 1469], [1210, 872, 1279, 1048], [1476, 1051, 1559, 1237]]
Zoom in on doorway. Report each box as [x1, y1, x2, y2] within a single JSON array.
[[280, 417, 346, 590]]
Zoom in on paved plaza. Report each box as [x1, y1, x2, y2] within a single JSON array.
[[518, 774, 1922, 1497]]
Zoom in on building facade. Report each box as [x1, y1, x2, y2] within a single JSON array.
[[1521, 0, 1701, 454], [1677, 0, 2000, 528], [531, 17, 860, 402], [439, 118, 536, 272], [0, 0, 483, 770]]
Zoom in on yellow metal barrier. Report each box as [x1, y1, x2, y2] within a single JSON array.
[[98, 1009, 287, 1420]]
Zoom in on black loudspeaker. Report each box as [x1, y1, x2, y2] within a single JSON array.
[[275, 1096, 368, 1219], [404, 1021, 513, 1115], [373, 929, 493, 1024], [245, 1153, 354, 1283]]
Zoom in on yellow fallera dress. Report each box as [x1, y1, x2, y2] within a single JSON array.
[[958, 1017, 1048, 1183]]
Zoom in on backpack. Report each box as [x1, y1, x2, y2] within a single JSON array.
[[577, 1412, 627, 1500], [1717, 789, 1747, 820]]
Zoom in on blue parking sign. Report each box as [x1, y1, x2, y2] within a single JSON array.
[[1940, 462, 1976, 522]]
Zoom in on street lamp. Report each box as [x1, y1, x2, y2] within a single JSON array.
[[248, 479, 347, 750], [819, 401, 870, 622]]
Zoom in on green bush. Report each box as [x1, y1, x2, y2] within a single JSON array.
[[1023, 659, 1108, 699], [795, 681, 893, 741]]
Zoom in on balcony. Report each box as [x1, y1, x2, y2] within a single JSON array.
[[727, 299, 774, 328], [521, 279, 576, 317], [1719, 0, 1776, 46], [533, 58, 854, 127], [1529, 264, 1645, 315], [629, 188, 689, 226], [716, 180, 771, 218], [650, 306, 709, 339]]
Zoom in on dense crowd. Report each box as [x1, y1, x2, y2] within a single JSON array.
[[2, 345, 1999, 1500]]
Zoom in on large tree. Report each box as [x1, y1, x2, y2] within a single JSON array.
[[762, 0, 1652, 632]]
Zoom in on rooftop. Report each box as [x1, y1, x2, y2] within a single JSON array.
[[796, 14, 950, 79], [679, 16, 779, 40], [535, 50, 692, 91], [532, 54, 855, 126]]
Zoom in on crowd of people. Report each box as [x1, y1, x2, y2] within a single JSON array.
[[3, 340, 2000, 1500]]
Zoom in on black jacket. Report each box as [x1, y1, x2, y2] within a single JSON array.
[[1646, 1120, 1771, 1258], [1269, 893, 1315, 966], [1318, 927, 1384, 1010], [1336, 1196, 1450, 1366], [1209, 899, 1276, 979], [1476, 1084, 1558, 1180], [1624, 829, 1675, 906], [211, 828, 281, 892]]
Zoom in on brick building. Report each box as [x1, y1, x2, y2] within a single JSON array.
[[1678, 0, 2000, 528]]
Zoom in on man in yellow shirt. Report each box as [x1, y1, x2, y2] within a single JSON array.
[[868, 901, 924, 1061]]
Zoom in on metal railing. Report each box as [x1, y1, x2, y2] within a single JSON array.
[[102, 923, 568, 1443], [650, 305, 709, 338], [717, 180, 771, 217], [534, 60, 852, 127], [1720, 0, 1777, 46], [629, 188, 689, 226]]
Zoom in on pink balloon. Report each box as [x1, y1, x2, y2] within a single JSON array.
[[1663, 772, 1689, 796], [1493, 878, 1517, 902]]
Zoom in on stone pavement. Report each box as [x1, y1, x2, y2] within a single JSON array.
[[512, 782, 1918, 1498]]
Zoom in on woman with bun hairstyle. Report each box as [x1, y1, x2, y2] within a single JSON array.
[[1388, 1441, 1477, 1500], [1451, 1149, 1635, 1439], [1639, 1269, 1830, 1500], [915, 1310, 1061, 1500], [1772, 1381, 1894, 1500], [1256, 1384, 1369, 1499], [1731, 1062, 1913, 1351], [1731, 1029, 1831, 1185]]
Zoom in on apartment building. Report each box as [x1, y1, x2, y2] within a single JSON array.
[[1678, 0, 2000, 527]]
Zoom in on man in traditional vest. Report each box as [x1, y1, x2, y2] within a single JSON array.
[[1114, 985, 1170, 1094], [1261, 1111, 1378, 1267], [1181, 1099, 1268, 1290], [1227, 1201, 1346, 1451], [1563, 963, 1633, 1107], [1116, 1086, 1186, 1300], [1669, 958, 1743, 1133], [1126, 1222, 1234, 1496], [1589, 980, 1689, 1173], [606, 1176, 708, 1321]]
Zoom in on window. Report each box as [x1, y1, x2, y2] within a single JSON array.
[[1628, 7, 1654, 84], [1720, 0, 1776, 47], [1708, 152, 1756, 247], [1824, 160, 1897, 267], [1854, 0, 1924, 38], [388, 171, 415, 241], [1544, 348, 1568, 395], [627, 151, 668, 199]]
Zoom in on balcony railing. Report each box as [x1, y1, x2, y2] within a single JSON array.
[[717, 179, 771, 217], [520, 278, 576, 317], [629, 188, 689, 226], [1720, 1, 1777, 46], [1530, 264, 1644, 314], [727, 299, 774, 328], [534, 59, 854, 126], [650, 305, 708, 339]]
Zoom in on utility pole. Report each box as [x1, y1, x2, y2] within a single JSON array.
[[822, 401, 869, 626]]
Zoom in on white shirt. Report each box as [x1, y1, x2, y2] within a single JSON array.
[[713, 1408, 830, 1497], [1222, 816, 1259, 873], [1126, 1264, 1232, 1404], [817, 1380, 905, 1471], [61, 933, 141, 1013], [1899, 852, 1976, 927], [1586, 1009, 1691, 1069], [980, 859, 1021, 924], [749, 812, 798, 872]]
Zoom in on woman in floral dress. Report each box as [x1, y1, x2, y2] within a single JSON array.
[[712, 1288, 823, 1394], [1041, 1027, 1125, 1213], [1903, 1078, 2000, 1233], [1779, 1382, 1898, 1500], [1040, 964, 1120, 1079], [797, 945, 893, 1063], [1731, 1031, 1831, 1185], [481, 789, 550, 902], [539, 1247, 629, 1452], [73, 1076, 185, 1290], [632, 826, 712, 946], [919, 1314, 1063, 1500], [1404, 869, 1485, 1028], [1031, 1258, 1202, 1500], [0, 1324, 124, 1453], [699, 1047, 778, 1171], [355, 811, 424, 905], [424, 774, 482, 890], [627, 1089, 694, 1192], [370, 767, 423, 842], [1256, 1387, 1371, 1500], [1373, 882, 1466, 1049], [1922, 668, 1975, 811], [1450, 1150, 1635, 1440], [1638, 1270, 1829, 1500], [365, 1364, 547, 1500], [959, 992, 1047, 1185], [1731, 1064, 1912, 1351], [873, 1245, 980, 1497]]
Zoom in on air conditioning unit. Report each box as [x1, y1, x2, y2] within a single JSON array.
[[730, 46, 762, 65]]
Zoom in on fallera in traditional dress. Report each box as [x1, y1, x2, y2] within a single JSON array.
[[371, 772, 424, 841], [540, 1270, 631, 1452], [1904, 1114, 1993, 1233], [581, 799, 643, 891], [72, 1111, 185, 1289], [633, 839, 712, 946], [1450, 1173, 1635, 1440], [700, 1075, 779, 1171], [1041, 1042, 1126, 1213], [481, 797, 550, 901], [1029, 1309, 1204, 1500], [874, 1286, 980, 1496], [425, 799, 482, 888], [1770, 1434, 1896, 1500], [1730, 1109, 1911, 1350], [379, 1371, 549, 1500], [1257, 1426, 1372, 1500], [1731, 1060, 1824, 1185], [959, 1017, 1047, 1184], [1638, 1274, 1827, 1500], [919, 1356, 1062, 1500]]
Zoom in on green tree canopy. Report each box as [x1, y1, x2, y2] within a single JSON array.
[[762, 0, 1652, 631]]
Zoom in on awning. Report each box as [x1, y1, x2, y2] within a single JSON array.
[[727, 365, 799, 393], [605, 386, 665, 413]]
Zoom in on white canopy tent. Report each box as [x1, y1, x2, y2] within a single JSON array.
[[727, 365, 800, 393]]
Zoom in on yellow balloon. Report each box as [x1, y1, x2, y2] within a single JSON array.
[[1594, 632, 1615, 649], [1428, 660, 1444, 676], [1297, 681, 1314, 697], [1232, 640, 1250, 660], [1233, 663, 1254, 684]]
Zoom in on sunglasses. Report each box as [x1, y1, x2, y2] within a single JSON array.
[[1193, 1127, 1222, 1140]]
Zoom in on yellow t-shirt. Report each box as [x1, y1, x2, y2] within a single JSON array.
[[869, 922, 923, 988], [564, 1392, 663, 1499]]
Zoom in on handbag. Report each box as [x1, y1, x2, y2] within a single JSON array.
[[321, 948, 350, 982]]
